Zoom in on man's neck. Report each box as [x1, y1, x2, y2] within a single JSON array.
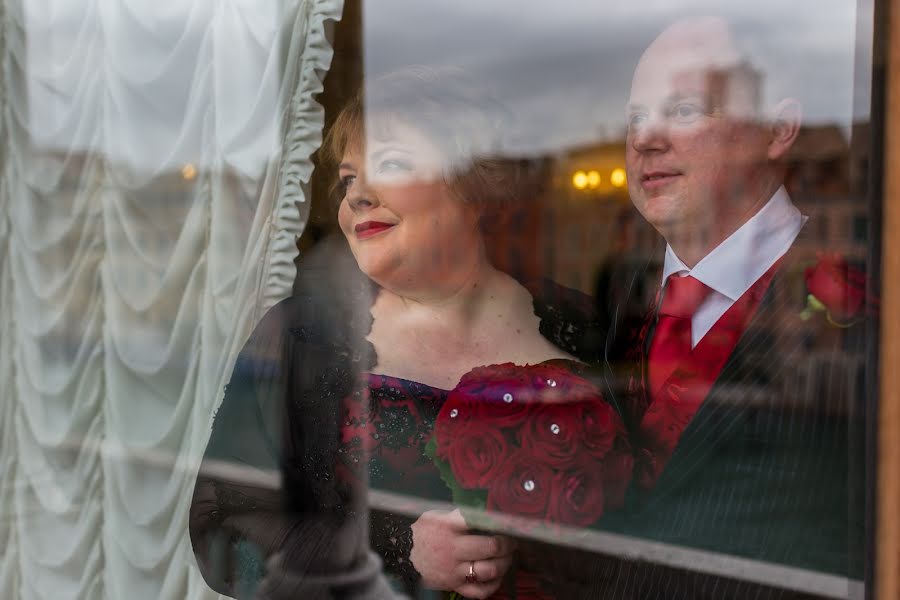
[[666, 179, 783, 268], [659, 185, 805, 347]]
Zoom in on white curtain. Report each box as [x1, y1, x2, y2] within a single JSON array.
[[0, 0, 343, 598]]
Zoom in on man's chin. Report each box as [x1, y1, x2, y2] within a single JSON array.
[[636, 195, 684, 234]]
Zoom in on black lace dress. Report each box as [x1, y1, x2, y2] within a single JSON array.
[[339, 356, 620, 600], [189, 233, 606, 600], [339, 374, 451, 594]]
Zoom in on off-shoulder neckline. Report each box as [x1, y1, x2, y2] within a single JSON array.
[[366, 357, 585, 394]]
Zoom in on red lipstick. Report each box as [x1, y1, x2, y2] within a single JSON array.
[[354, 221, 395, 239]]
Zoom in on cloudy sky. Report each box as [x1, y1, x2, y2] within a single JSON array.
[[364, 0, 869, 156], [20, 0, 871, 170]]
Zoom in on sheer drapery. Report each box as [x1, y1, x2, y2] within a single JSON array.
[[0, 1, 342, 598]]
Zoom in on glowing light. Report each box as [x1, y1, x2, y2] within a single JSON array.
[[182, 163, 198, 181], [572, 171, 588, 190], [610, 168, 627, 188], [587, 171, 600, 188]]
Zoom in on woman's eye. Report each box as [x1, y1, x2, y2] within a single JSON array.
[[338, 174, 356, 194]]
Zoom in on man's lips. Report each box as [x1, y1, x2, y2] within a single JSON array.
[[354, 221, 395, 239], [641, 171, 682, 191]]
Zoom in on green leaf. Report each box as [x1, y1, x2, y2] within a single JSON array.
[[425, 436, 488, 511], [424, 436, 439, 461], [807, 294, 826, 312]]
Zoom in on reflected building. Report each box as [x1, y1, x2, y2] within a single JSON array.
[[538, 122, 870, 291], [51, 151, 207, 345]]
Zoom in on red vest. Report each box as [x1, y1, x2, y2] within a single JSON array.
[[635, 262, 781, 489]]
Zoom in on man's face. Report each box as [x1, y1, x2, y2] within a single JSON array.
[[625, 28, 772, 246]]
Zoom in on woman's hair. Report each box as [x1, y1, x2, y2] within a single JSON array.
[[323, 66, 538, 226]]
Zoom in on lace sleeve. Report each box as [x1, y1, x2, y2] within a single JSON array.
[[369, 509, 421, 592], [189, 302, 288, 598], [189, 296, 383, 599], [526, 278, 607, 364]]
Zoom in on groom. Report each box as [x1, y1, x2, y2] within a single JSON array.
[[596, 15, 867, 597]]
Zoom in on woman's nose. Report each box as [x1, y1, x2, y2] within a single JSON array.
[[345, 176, 379, 212]]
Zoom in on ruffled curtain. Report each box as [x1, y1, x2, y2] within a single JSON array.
[[0, 0, 342, 598]]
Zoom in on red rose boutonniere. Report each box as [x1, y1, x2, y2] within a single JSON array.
[[802, 253, 877, 327]]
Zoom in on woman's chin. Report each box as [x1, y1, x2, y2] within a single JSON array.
[[353, 253, 403, 284]]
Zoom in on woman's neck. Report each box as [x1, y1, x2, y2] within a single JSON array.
[[376, 258, 505, 329]]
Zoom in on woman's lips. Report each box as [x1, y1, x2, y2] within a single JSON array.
[[354, 221, 395, 239], [641, 172, 681, 191]]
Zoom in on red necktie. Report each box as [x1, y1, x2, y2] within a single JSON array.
[[647, 275, 712, 398]]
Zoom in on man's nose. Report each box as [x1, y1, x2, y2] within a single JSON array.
[[630, 116, 670, 153]]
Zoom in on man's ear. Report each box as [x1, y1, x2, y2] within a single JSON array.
[[767, 98, 802, 160]]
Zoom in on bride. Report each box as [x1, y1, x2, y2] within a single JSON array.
[[190, 67, 627, 600]]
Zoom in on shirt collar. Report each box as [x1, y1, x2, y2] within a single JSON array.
[[661, 186, 806, 300]]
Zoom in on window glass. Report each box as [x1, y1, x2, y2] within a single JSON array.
[[0, 1, 882, 599], [334, 1, 877, 598]]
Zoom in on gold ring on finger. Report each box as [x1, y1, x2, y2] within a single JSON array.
[[465, 561, 478, 584]]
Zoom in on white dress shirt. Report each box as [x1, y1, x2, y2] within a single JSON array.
[[661, 186, 807, 348]]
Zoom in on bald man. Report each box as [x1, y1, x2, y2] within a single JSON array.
[[594, 16, 867, 598]]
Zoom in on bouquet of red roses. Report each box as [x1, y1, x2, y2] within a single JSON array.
[[425, 362, 633, 532]]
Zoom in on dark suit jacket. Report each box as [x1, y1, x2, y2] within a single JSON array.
[[567, 223, 868, 599]]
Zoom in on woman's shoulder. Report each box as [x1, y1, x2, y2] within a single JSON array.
[[519, 278, 608, 364], [246, 235, 375, 346], [233, 296, 320, 367], [231, 283, 372, 386], [522, 278, 596, 316]]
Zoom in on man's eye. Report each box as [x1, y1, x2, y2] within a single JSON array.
[[627, 113, 648, 128], [377, 159, 412, 174], [671, 103, 703, 122]]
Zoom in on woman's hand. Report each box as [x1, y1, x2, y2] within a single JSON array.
[[410, 509, 516, 599]]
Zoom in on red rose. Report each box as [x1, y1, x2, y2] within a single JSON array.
[[454, 363, 535, 427], [547, 456, 607, 527], [440, 426, 510, 489], [528, 363, 602, 405], [487, 454, 553, 519], [458, 363, 534, 393], [518, 403, 581, 468], [579, 397, 621, 460], [434, 392, 486, 458], [456, 361, 602, 410], [805, 254, 867, 321]]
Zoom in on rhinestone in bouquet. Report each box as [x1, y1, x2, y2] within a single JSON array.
[[425, 362, 633, 532]]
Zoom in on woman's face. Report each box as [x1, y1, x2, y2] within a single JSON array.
[[337, 121, 483, 292]]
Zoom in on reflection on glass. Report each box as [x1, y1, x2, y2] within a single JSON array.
[[355, 3, 872, 599], [0, 0, 877, 599]]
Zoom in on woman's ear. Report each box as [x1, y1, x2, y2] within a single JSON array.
[[767, 98, 802, 161]]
